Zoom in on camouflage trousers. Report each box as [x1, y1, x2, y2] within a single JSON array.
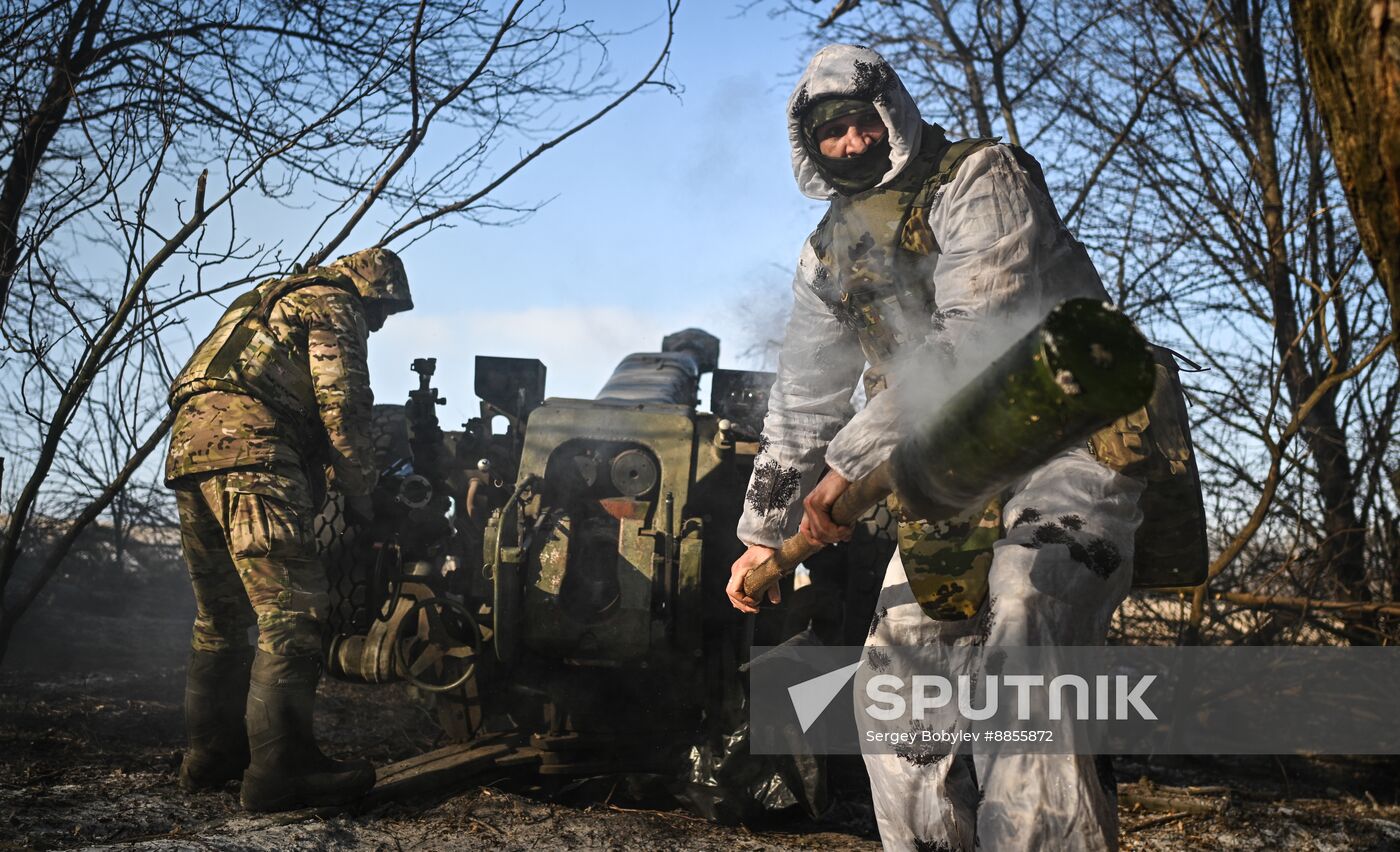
[[176, 468, 327, 657]]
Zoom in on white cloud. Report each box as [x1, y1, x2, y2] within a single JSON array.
[[368, 305, 688, 425]]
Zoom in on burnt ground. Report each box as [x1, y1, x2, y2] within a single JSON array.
[[3, 559, 1400, 850]]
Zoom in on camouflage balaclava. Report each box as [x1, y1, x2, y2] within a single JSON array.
[[787, 45, 924, 200], [800, 96, 892, 196], [326, 247, 413, 314]]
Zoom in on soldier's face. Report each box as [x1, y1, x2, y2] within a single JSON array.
[[814, 109, 886, 158]]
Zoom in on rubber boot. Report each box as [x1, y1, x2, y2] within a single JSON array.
[[239, 652, 375, 812], [179, 647, 254, 791]]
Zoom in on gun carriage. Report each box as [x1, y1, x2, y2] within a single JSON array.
[[314, 330, 888, 815]]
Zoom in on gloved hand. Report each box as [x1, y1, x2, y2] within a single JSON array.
[[344, 493, 375, 529]]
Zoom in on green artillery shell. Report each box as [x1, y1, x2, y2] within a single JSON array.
[[890, 299, 1155, 520]]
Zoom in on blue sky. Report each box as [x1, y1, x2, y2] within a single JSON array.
[[363, 3, 824, 428]]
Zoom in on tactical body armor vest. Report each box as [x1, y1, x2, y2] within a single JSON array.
[[808, 125, 994, 395], [806, 125, 1207, 618], [170, 271, 360, 418], [807, 125, 1003, 620]]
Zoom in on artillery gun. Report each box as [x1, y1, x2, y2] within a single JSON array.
[[310, 300, 1183, 815], [313, 329, 889, 817]]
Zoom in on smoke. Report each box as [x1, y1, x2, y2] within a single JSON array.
[[821, 237, 1114, 486], [730, 263, 795, 373], [892, 301, 1054, 422], [1, 521, 194, 673]]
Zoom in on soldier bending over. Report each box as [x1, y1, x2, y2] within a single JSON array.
[[165, 249, 412, 812]]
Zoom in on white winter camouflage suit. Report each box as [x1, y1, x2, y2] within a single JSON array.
[[737, 45, 1143, 851]]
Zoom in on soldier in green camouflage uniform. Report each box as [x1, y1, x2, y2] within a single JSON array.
[[165, 248, 412, 812]]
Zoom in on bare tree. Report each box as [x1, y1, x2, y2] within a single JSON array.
[[1096, 0, 1394, 639], [0, 0, 679, 663], [1291, 0, 1400, 362]]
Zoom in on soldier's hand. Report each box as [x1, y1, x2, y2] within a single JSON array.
[[801, 470, 855, 546], [345, 493, 375, 528], [727, 545, 780, 614]]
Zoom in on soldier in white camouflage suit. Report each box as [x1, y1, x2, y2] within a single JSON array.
[[165, 248, 412, 812], [727, 45, 1143, 851]]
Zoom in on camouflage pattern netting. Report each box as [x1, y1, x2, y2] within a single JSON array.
[[314, 488, 371, 637], [316, 405, 414, 637], [857, 500, 897, 542]]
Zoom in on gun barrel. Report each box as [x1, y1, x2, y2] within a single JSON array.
[[740, 299, 1154, 599]]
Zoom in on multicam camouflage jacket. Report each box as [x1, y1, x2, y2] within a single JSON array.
[[165, 273, 379, 497], [738, 45, 1111, 550]]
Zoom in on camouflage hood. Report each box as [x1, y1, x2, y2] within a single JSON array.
[[325, 247, 412, 314], [788, 44, 924, 200]]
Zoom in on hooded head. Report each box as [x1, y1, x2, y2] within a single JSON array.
[[788, 45, 923, 199], [325, 247, 412, 329]]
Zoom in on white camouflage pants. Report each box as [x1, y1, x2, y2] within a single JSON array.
[[856, 448, 1143, 851]]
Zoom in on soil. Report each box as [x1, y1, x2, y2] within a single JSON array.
[[3, 559, 1399, 850]]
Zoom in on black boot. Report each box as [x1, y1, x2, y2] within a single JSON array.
[[180, 647, 253, 792], [240, 652, 375, 812]]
